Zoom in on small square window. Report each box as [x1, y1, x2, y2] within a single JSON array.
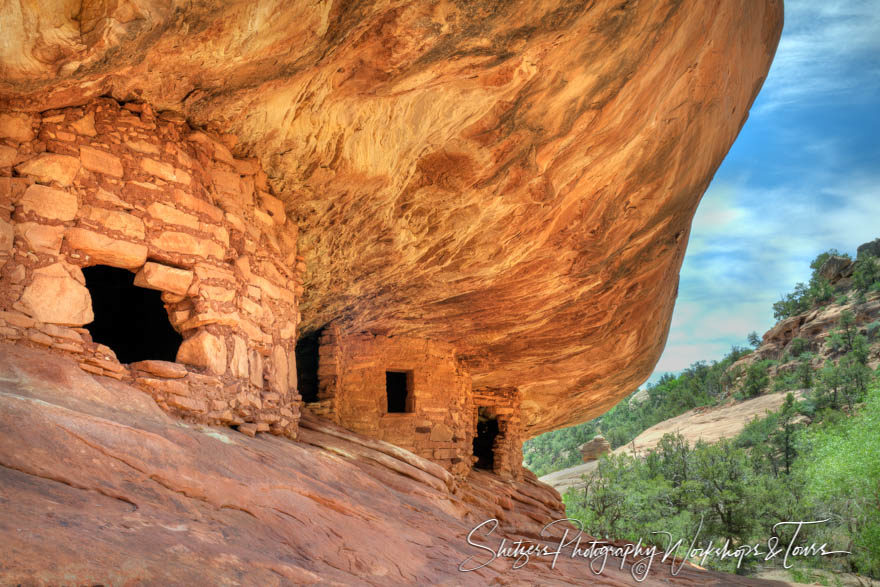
[[386, 370, 413, 413]]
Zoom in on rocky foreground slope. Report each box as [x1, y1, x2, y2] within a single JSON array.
[[0, 343, 786, 585], [0, 0, 783, 434]]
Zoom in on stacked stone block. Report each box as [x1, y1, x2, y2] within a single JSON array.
[[315, 325, 475, 475], [0, 99, 303, 437]]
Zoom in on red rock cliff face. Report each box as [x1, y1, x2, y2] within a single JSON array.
[[0, 0, 783, 436]]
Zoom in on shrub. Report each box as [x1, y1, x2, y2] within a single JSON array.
[[853, 254, 880, 292], [788, 337, 810, 358], [772, 373, 798, 392], [773, 250, 852, 320], [801, 386, 880, 578], [747, 331, 761, 348], [742, 360, 771, 398], [794, 354, 814, 389]]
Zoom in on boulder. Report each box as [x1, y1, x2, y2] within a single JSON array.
[[857, 238, 880, 259], [578, 435, 611, 463], [20, 263, 94, 326], [817, 255, 853, 282], [65, 228, 148, 269], [133, 262, 193, 295], [176, 330, 227, 375], [15, 154, 80, 187]]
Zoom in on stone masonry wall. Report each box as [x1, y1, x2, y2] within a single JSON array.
[[0, 99, 303, 437], [473, 387, 523, 481], [313, 325, 474, 475]]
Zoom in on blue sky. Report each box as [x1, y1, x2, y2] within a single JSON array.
[[647, 0, 880, 382]]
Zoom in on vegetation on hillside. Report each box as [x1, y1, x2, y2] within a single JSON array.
[[523, 345, 751, 476], [525, 248, 880, 479], [523, 246, 880, 580], [563, 375, 879, 578], [773, 250, 880, 320]]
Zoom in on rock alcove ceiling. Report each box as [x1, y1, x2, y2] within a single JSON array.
[[1, 0, 782, 436]]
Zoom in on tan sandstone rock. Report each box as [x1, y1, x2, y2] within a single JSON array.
[[80, 206, 145, 240], [269, 345, 288, 394], [150, 231, 225, 260], [79, 146, 124, 178], [0, 145, 16, 168], [18, 184, 78, 221], [71, 112, 96, 136], [0, 219, 13, 253], [258, 192, 285, 224], [133, 262, 193, 295], [131, 360, 188, 379], [146, 202, 200, 230], [15, 223, 65, 254], [230, 336, 248, 379], [579, 435, 612, 463], [176, 330, 227, 375], [140, 158, 191, 185], [20, 263, 93, 326], [15, 154, 80, 187], [65, 227, 148, 269], [0, 113, 33, 142]]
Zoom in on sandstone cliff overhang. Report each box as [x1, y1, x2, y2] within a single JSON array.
[[0, 0, 783, 437]]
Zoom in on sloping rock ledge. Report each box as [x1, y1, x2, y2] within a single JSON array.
[[0, 343, 783, 585]]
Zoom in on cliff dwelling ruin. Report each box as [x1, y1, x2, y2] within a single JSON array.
[[0, 98, 529, 478], [0, 0, 784, 581], [1, 100, 301, 437]]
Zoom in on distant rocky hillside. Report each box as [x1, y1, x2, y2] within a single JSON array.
[[738, 248, 880, 374], [539, 390, 801, 492], [525, 239, 880, 479]]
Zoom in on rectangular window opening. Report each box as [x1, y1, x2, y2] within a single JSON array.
[[386, 370, 413, 413]]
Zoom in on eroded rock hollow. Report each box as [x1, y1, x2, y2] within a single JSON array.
[[1, 0, 781, 435]]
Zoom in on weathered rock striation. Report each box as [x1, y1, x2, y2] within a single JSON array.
[[1, 0, 783, 436]]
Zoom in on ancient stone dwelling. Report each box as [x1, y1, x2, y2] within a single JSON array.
[[298, 323, 523, 478], [1, 100, 302, 437], [0, 98, 523, 478]]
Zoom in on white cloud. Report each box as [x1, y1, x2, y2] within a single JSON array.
[[641, 0, 880, 386], [756, 0, 880, 113], [647, 172, 880, 384]]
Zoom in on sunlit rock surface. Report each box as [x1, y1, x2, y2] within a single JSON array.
[[0, 0, 782, 436], [0, 344, 788, 585]]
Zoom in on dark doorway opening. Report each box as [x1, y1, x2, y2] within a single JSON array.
[[386, 371, 412, 413], [473, 408, 499, 470], [295, 328, 322, 403], [83, 265, 182, 364]]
